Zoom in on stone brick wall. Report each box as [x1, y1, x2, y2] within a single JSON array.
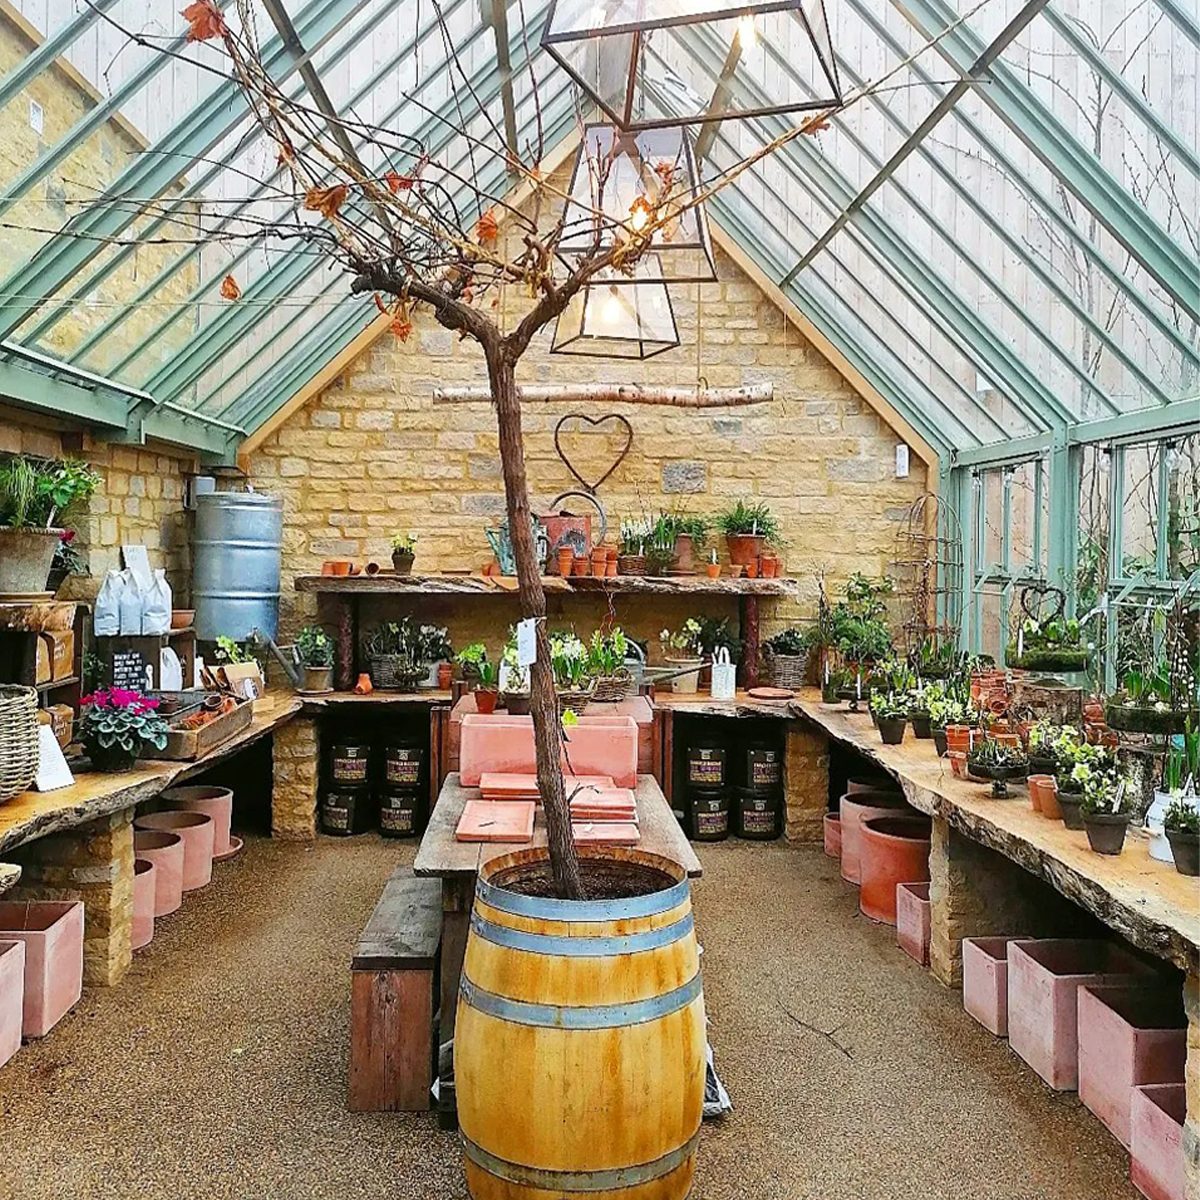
[[248, 243, 929, 652]]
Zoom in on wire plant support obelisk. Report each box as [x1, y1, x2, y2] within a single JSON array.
[[890, 491, 965, 660]]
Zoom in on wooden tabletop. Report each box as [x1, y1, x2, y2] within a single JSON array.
[[0, 693, 301, 855], [789, 690, 1200, 971], [414, 773, 702, 880], [295, 572, 798, 598], [653, 688, 795, 718]]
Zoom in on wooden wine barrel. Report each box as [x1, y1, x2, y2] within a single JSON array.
[[455, 848, 706, 1200]]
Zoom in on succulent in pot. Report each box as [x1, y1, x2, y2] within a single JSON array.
[[717, 499, 780, 566], [966, 737, 1029, 798], [870, 691, 909, 746], [1079, 773, 1133, 856], [1163, 798, 1199, 876], [390, 531, 417, 575], [295, 624, 335, 692], [78, 687, 169, 772]]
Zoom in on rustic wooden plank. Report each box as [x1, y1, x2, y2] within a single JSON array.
[[789, 689, 1200, 971], [653, 689, 795, 719], [348, 969, 434, 1112], [295, 573, 797, 598], [353, 869, 442, 970], [300, 690, 453, 711], [0, 863, 22, 895]]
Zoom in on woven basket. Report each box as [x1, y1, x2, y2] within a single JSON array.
[[593, 670, 632, 704], [556, 682, 596, 717], [0, 685, 38, 802], [369, 654, 426, 691], [616, 555, 646, 576], [767, 653, 808, 690]]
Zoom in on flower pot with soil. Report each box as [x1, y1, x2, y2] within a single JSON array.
[[1080, 776, 1132, 855], [717, 499, 779, 567], [390, 532, 416, 575], [294, 623, 336, 693], [1162, 799, 1199, 876], [78, 688, 169, 772], [966, 739, 1029, 798], [455, 848, 705, 1200], [909, 709, 933, 740], [870, 692, 909, 745]]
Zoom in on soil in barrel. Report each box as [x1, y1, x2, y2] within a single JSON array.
[[490, 857, 677, 900]]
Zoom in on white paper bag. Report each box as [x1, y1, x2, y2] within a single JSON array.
[[142, 569, 172, 634], [94, 569, 124, 636], [118, 568, 143, 635], [710, 648, 736, 701]]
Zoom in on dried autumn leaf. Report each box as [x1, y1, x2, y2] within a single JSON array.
[[181, 1, 227, 42], [803, 117, 832, 136], [475, 209, 499, 245], [304, 184, 348, 219], [391, 317, 413, 342], [219, 274, 240, 301], [383, 170, 413, 194], [276, 140, 295, 168], [372, 293, 389, 315]]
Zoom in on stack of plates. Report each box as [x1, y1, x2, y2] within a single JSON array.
[[478, 772, 616, 801], [569, 787, 638, 823]]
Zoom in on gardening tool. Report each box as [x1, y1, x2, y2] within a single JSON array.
[[539, 491, 608, 567], [486, 517, 549, 576], [247, 628, 301, 689]]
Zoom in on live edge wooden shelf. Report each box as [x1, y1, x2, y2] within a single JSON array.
[[295, 572, 800, 690]]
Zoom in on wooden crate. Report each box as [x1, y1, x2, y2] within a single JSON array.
[[157, 696, 253, 761]]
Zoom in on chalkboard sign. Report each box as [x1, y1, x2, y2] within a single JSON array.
[[110, 649, 149, 691]]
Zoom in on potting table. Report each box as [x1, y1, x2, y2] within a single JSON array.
[[414, 772, 701, 1120]]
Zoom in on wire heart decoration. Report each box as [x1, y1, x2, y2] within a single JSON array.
[[553, 412, 634, 495], [1019, 582, 1066, 626]]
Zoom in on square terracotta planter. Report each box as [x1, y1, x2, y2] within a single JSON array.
[[962, 936, 1022, 1037], [895, 882, 930, 966], [1130, 1083, 1186, 1200], [1076, 985, 1186, 1149], [0, 939, 25, 1067], [0, 901, 84, 1038], [1006, 939, 1148, 1091]]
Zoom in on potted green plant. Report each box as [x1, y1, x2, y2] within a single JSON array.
[[78, 687, 169, 772], [928, 691, 972, 757], [672, 514, 708, 574], [1163, 798, 1200, 876], [0, 456, 101, 594], [1007, 613, 1089, 672], [391, 532, 417, 575], [587, 627, 631, 702], [617, 516, 653, 575], [912, 636, 962, 681], [1025, 720, 1068, 775], [830, 573, 894, 675], [457, 643, 499, 713], [1147, 724, 1199, 862], [417, 624, 453, 688], [365, 619, 426, 691], [500, 634, 531, 714], [1080, 774, 1132, 856], [1055, 742, 1116, 829], [908, 681, 942, 740], [643, 514, 678, 577], [717, 500, 780, 567], [659, 619, 705, 694], [1106, 664, 1199, 735], [870, 691, 909, 745], [764, 626, 813, 690], [966, 737, 1029, 797], [549, 631, 595, 714], [295, 624, 335, 692]]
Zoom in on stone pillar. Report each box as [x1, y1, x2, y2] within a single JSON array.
[[273, 714, 319, 840], [1185, 972, 1200, 1196], [9, 809, 134, 987], [784, 722, 828, 843], [928, 816, 1086, 988]]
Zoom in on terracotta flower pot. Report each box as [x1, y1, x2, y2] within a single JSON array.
[[949, 750, 967, 779], [822, 813, 841, 859], [1131, 1084, 1186, 1200], [760, 555, 779, 578], [1084, 812, 1129, 856], [1027, 774, 1050, 814], [0, 938, 23, 1068], [135, 812, 214, 891], [744, 558, 759, 579], [705, 563, 721, 579], [162, 785, 235, 857], [475, 687, 499, 715], [437, 662, 453, 689], [132, 859, 156, 951], [572, 557, 591, 577], [591, 550, 607, 574], [859, 815, 932, 926], [606, 560, 618, 577], [725, 532, 763, 566], [134, 831, 184, 917], [896, 882, 931, 966], [0, 901, 84, 1038], [839, 791, 912, 885], [673, 533, 695, 573], [945, 724, 973, 754]]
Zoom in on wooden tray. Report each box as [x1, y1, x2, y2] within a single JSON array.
[[157, 697, 253, 761]]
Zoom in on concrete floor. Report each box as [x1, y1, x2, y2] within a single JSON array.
[[0, 835, 1137, 1200]]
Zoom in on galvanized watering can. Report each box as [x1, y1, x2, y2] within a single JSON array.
[[486, 516, 549, 576], [539, 491, 608, 562]]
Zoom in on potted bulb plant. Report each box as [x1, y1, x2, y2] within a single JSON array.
[[908, 681, 942, 740], [500, 634, 531, 714], [1106, 664, 1199, 735], [1146, 726, 1199, 862], [587, 627, 632, 702], [417, 624, 453, 689], [548, 631, 595, 715], [659, 620, 706, 695], [764, 626, 813, 691], [1163, 798, 1200, 876], [0, 456, 101, 594], [672, 515, 708, 574], [617, 517, 653, 576], [966, 737, 1029, 798], [78, 688, 169, 772], [1080, 774, 1133, 856], [457, 644, 499, 713], [391, 532, 417, 575], [871, 691, 910, 745], [295, 625, 335, 692], [1055, 742, 1113, 829], [717, 499, 780, 568], [365, 619, 426, 691]]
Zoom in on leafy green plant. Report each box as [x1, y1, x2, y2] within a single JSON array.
[[501, 632, 529, 692], [1163, 798, 1199, 835], [717, 499, 781, 543], [391, 532, 417, 555], [456, 642, 497, 687], [869, 690, 909, 721], [694, 615, 741, 663], [764, 626, 812, 657], [548, 632, 589, 688], [295, 625, 334, 668], [78, 688, 169, 766], [368, 619, 423, 659], [0, 456, 101, 528], [417, 624, 452, 663], [1057, 742, 1116, 794], [1079, 773, 1131, 816], [967, 738, 1028, 771], [586, 627, 628, 676], [927, 692, 971, 730], [215, 636, 249, 664], [674, 514, 709, 543], [660, 618, 704, 659]]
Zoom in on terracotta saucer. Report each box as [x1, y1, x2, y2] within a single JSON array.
[[747, 686, 794, 700], [213, 835, 244, 862]]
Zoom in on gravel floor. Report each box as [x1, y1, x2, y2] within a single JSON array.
[[0, 835, 1136, 1200]]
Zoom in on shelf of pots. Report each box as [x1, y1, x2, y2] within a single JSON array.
[[716, 499, 783, 578], [0, 456, 101, 597]]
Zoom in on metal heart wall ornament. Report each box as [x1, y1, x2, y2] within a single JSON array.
[[1019, 582, 1066, 626], [553, 412, 633, 494]]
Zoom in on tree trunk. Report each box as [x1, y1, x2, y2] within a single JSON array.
[[486, 346, 584, 900]]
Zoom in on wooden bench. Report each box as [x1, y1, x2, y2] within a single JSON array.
[[349, 868, 441, 1112]]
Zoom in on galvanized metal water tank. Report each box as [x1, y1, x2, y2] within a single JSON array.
[[193, 491, 282, 642]]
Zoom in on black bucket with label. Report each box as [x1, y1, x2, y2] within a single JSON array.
[[384, 742, 425, 790], [689, 787, 730, 842], [735, 786, 782, 840], [321, 786, 372, 836], [379, 787, 422, 838], [746, 743, 783, 792], [330, 741, 371, 786], [686, 742, 727, 790]]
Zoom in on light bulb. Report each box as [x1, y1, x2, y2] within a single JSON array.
[[737, 14, 756, 46], [601, 289, 623, 326]]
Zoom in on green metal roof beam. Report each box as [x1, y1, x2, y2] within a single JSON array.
[[22, 0, 417, 355], [892, 0, 1200, 323], [1154, 0, 1200, 47], [0, 0, 363, 343], [0, 356, 128, 429], [0, 0, 122, 112]]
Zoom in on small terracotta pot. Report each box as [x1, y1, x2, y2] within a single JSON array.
[[354, 673, 374, 695], [132, 859, 156, 951], [607, 546, 618, 562], [329, 560, 351, 576], [744, 559, 759, 579], [728, 564, 745, 578], [992, 732, 1021, 750], [949, 750, 967, 779], [437, 662, 453, 689], [475, 687, 499, 715], [1027, 774, 1049, 814], [572, 557, 591, 577], [706, 563, 721, 579], [556, 547, 575, 576], [761, 556, 779, 578], [1040, 777, 1062, 820], [135, 812, 214, 891], [725, 533, 764, 566], [945, 725, 973, 754], [605, 560, 618, 577]]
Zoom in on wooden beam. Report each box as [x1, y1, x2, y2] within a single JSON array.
[[433, 383, 774, 407]]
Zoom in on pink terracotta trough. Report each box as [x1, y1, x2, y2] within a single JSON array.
[[135, 811, 214, 891], [0, 939, 25, 1067], [1130, 1083, 1186, 1200], [132, 859, 156, 951], [962, 936, 1022, 1037], [1076, 985, 1186, 1149], [1006, 939, 1148, 1091], [895, 882, 931, 966], [459, 714, 638, 788], [858, 815, 932, 926], [839, 790, 912, 885], [822, 812, 841, 859], [0, 901, 84, 1038], [162, 785, 235, 856], [134, 831, 185, 917]]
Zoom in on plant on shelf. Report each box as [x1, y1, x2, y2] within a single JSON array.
[[966, 737, 1029, 796], [764, 625, 814, 690], [416, 624, 453, 687], [660, 618, 704, 663], [643, 514, 679, 576], [214, 636, 250, 664], [908, 680, 943, 739], [912, 636, 962, 680], [822, 666, 850, 704], [366, 619, 426, 691], [78, 687, 169, 773], [1079, 773, 1134, 856], [295, 624, 335, 692], [1007, 613, 1089, 673], [0, 456, 102, 594], [870, 690, 910, 745], [717, 499, 780, 566], [1107, 661, 1198, 735], [694, 615, 741, 664], [498, 630, 531, 712], [672, 514, 709, 572], [1055, 741, 1116, 829], [830, 573, 894, 670], [390, 532, 417, 575], [1163, 798, 1200, 876], [927, 692, 972, 733], [549, 631, 595, 714], [456, 642, 499, 712], [1025, 720, 1073, 773], [617, 516, 655, 574], [587, 626, 632, 702]]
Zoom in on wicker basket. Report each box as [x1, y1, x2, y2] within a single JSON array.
[[0, 685, 38, 802], [593, 670, 632, 704], [616, 555, 646, 576], [369, 654, 426, 692], [767, 652, 808, 691], [556, 682, 596, 717]]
